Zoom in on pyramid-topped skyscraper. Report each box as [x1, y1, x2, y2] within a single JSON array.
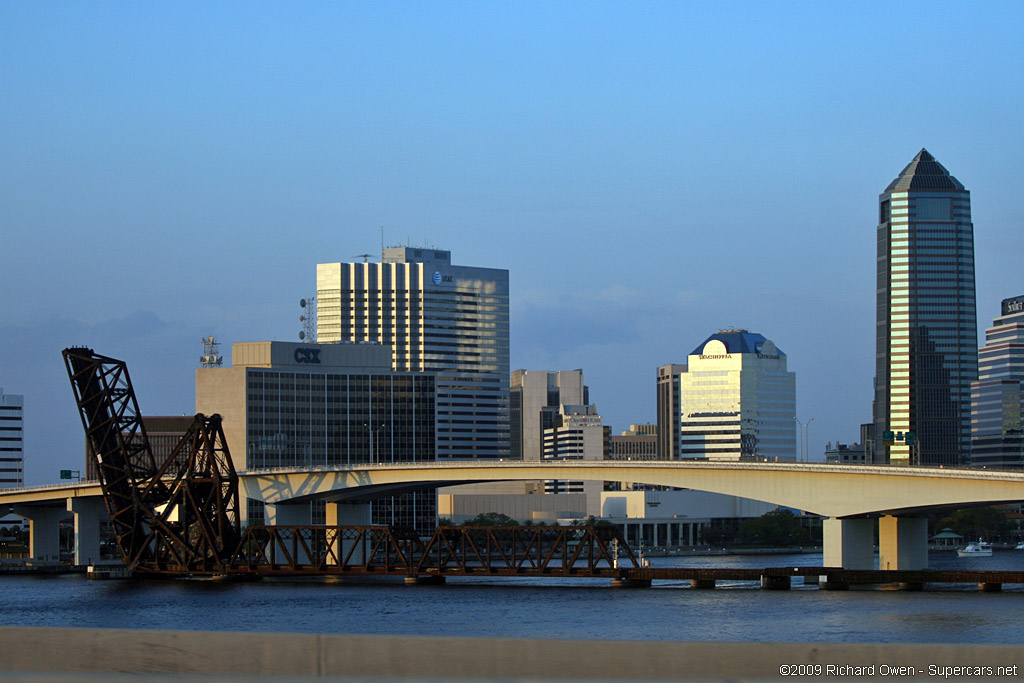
[[874, 149, 978, 466]]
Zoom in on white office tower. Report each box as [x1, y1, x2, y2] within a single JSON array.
[[971, 296, 1024, 468], [542, 404, 604, 502], [0, 388, 24, 488], [678, 330, 796, 461], [317, 247, 510, 459]]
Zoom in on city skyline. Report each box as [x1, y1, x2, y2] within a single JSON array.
[[2, 4, 1022, 483]]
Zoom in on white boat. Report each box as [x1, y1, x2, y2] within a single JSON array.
[[957, 540, 993, 557], [1014, 542, 1024, 551]]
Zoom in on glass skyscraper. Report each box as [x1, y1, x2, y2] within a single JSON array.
[[971, 296, 1024, 468], [677, 329, 796, 462], [317, 247, 510, 459], [874, 150, 978, 466]]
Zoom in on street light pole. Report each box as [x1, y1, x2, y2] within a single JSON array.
[[794, 417, 814, 463]]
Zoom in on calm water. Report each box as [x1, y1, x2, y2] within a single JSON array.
[[2, 551, 1023, 644]]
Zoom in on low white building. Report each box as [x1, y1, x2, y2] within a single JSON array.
[[601, 490, 779, 547]]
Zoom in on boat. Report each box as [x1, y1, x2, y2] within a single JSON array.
[[957, 540, 993, 557], [1015, 542, 1024, 550]]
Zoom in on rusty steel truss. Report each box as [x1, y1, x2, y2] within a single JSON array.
[[224, 524, 640, 578], [63, 347, 241, 573]]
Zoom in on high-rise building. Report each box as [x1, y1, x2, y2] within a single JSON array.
[[317, 247, 509, 459], [971, 296, 1024, 468], [196, 341, 437, 531], [542, 404, 604, 500], [0, 388, 23, 488], [656, 364, 685, 459], [510, 369, 586, 461], [677, 329, 796, 461], [874, 150, 978, 466]]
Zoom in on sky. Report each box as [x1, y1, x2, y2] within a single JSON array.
[[1, 2, 1022, 484]]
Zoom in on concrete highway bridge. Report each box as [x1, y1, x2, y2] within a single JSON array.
[[4, 461, 1024, 571]]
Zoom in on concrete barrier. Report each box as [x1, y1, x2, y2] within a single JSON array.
[[0, 626, 1022, 680]]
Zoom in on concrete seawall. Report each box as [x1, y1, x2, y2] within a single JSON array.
[[1, 626, 1022, 680]]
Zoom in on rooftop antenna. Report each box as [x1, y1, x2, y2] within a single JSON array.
[[200, 336, 223, 368], [299, 297, 317, 342]]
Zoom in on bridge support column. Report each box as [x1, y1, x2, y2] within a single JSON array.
[[67, 497, 105, 566], [12, 505, 66, 563], [822, 517, 874, 569], [265, 502, 311, 526], [878, 515, 928, 571], [326, 502, 372, 567], [760, 575, 790, 590], [325, 502, 371, 526]]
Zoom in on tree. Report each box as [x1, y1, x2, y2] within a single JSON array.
[[461, 512, 519, 527], [939, 507, 1012, 542], [736, 509, 810, 547]]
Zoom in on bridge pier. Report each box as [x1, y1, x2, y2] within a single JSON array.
[[878, 515, 928, 571], [760, 575, 790, 590], [690, 579, 716, 589], [12, 505, 66, 563], [264, 502, 312, 526], [325, 503, 372, 566], [822, 517, 874, 569], [67, 497, 105, 566]]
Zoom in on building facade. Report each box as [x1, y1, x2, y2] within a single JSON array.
[[317, 247, 509, 460], [510, 369, 587, 461], [85, 415, 193, 481], [0, 388, 23, 488], [196, 341, 437, 531], [676, 330, 796, 461], [971, 295, 1024, 468], [874, 150, 978, 466], [542, 404, 605, 500], [609, 425, 658, 461], [656, 365, 684, 460]]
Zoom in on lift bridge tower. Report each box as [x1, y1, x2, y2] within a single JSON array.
[[63, 347, 240, 573]]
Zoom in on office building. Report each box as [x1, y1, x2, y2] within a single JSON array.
[[677, 329, 796, 461], [609, 425, 658, 461], [971, 296, 1024, 468], [542, 404, 604, 502], [196, 341, 437, 531], [0, 388, 23, 488], [824, 424, 875, 465], [317, 247, 509, 460], [874, 150, 978, 465], [656, 364, 685, 459], [510, 369, 587, 461], [85, 415, 193, 481]]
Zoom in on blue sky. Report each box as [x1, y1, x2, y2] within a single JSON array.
[[2, 2, 1022, 483]]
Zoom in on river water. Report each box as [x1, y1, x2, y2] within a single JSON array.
[[2, 551, 1023, 644]]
